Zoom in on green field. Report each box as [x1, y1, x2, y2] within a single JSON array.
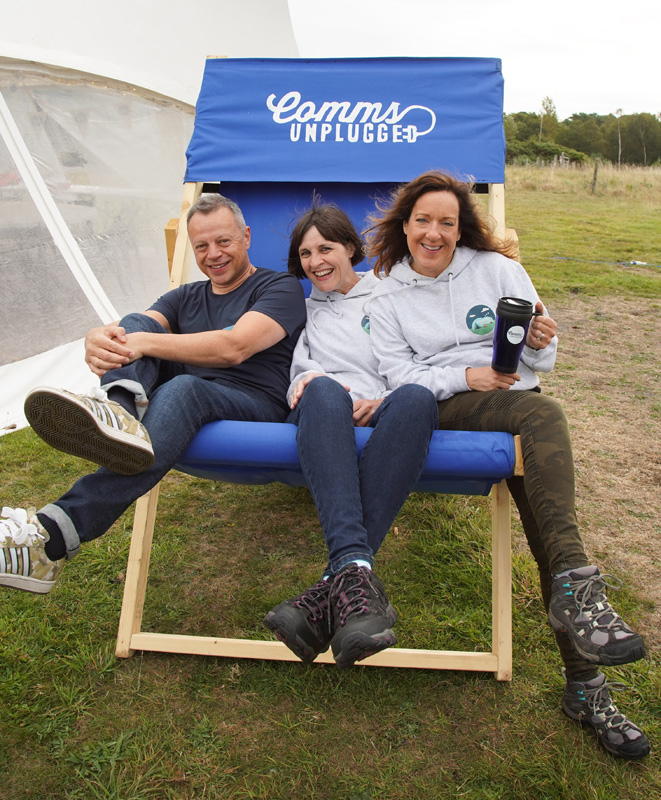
[[1, 165, 660, 799]]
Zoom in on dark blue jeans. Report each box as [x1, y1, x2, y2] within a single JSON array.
[[40, 313, 285, 555], [288, 377, 438, 576]]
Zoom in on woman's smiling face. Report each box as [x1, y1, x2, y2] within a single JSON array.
[[298, 225, 358, 295], [404, 190, 461, 278]]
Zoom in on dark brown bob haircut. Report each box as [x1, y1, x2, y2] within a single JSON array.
[[366, 170, 518, 276], [288, 202, 365, 279]]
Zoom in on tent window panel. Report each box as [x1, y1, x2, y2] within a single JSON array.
[[0, 146, 102, 364], [1, 64, 194, 330]]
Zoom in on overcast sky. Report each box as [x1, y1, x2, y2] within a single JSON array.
[[288, 0, 658, 121]]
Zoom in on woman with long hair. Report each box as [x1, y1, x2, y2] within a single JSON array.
[[365, 170, 649, 761]]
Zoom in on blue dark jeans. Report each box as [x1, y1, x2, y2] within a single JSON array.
[[40, 314, 285, 554], [288, 377, 438, 576]]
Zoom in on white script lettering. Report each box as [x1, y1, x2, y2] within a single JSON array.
[[266, 92, 436, 145]]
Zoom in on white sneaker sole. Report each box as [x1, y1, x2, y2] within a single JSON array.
[[0, 572, 57, 594], [25, 387, 154, 476]]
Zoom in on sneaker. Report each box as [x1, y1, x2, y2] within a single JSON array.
[[263, 579, 332, 664], [563, 672, 650, 760], [0, 507, 63, 594], [548, 566, 646, 666], [329, 564, 397, 669], [24, 386, 154, 476]]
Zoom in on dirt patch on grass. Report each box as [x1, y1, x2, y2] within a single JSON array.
[[541, 294, 661, 648]]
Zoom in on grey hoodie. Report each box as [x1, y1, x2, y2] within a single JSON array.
[[288, 271, 388, 404], [368, 247, 557, 401]]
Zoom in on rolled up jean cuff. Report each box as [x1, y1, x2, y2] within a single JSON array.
[[101, 379, 149, 421], [38, 503, 81, 559]]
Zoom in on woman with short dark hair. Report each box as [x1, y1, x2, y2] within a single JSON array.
[[264, 202, 438, 671]]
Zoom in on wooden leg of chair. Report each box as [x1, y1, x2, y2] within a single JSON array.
[[115, 485, 161, 658], [491, 479, 513, 681]]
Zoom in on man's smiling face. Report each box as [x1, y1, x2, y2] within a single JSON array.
[[188, 206, 252, 293]]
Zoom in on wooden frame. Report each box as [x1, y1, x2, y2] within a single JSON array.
[[115, 181, 521, 681], [116, 464, 517, 679]]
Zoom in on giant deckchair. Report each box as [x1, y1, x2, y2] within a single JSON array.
[[116, 57, 521, 680]]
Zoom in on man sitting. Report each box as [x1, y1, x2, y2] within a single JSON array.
[[1, 194, 306, 592]]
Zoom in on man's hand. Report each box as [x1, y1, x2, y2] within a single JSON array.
[[352, 398, 384, 427], [466, 366, 520, 392], [84, 325, 134, 377], [123, 332, 152, 363]]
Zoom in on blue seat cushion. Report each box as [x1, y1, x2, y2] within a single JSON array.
[[175, 421, 516, 496]]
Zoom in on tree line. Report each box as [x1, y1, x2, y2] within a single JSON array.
[[505, 97, 661, 166]]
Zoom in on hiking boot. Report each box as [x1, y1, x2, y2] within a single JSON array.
[[0, 507, 63, 594], [548, 565, 646, 666], [263, 579, 332, 663], [25, 386, 154, 475], [329, 564, 397, 669], [563, 672, 650, 760]]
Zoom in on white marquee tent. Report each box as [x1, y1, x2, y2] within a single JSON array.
[[0, 0, 299, 433]]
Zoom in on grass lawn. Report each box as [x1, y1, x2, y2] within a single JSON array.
[[1, 165, 660, 799]]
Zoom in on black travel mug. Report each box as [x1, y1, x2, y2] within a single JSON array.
[[491, 297, 536, 374]]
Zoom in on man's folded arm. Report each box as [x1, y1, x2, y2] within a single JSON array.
[[124, 310, 287, 368]]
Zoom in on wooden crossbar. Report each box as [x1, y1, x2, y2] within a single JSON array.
[[116, 453, 519, 679]]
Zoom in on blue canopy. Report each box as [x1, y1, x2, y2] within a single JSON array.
[[185, 57, 505, 185], [183, 57, 506, 275]]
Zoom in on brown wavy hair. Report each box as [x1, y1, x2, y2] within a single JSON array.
[[288, 201, 365, 279], [366, 171, 518, 276]]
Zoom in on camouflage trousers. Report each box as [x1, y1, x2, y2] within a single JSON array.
[[437, 389, 594, 677]]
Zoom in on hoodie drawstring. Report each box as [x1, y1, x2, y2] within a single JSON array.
[[309, 295, 344, 329], [447, 272, 460, 347]]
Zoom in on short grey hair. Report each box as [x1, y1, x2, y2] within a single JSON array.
[[187, 193, 246, 230]]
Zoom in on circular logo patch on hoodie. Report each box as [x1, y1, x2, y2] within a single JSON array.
[[466, 305, 496, 335], [361, 315, 371, 334]]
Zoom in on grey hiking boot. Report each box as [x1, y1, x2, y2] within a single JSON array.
[[329, 563, 397, 669], [263, 579, 332, 663], [0, 507, 64, 594], [548, 565, 646, 666], [563, 672, 650, 760], [25, 386, 154, 475]]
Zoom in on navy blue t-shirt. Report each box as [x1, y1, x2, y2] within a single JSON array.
[[149, 268, 306, 410]]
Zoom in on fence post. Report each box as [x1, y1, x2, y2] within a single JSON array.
[[591, 161, 599, 194]]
